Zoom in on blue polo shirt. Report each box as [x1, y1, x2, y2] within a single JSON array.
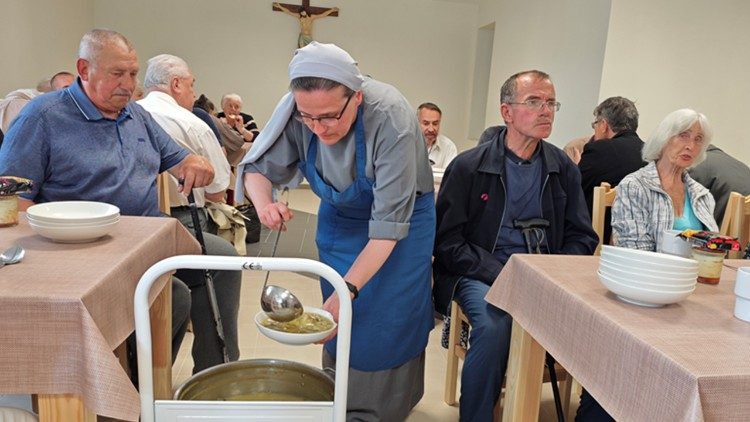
[[0, 79, 188, 216]]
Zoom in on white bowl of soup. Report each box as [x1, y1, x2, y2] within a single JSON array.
[[255, 307, 336, 345]]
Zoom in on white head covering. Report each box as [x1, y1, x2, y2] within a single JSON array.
[[235, 42, 364, 202]]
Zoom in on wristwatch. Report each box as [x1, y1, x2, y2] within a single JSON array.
[[344, 281, 359, 300]]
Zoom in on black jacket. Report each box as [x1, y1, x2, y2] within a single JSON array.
[[432, 126, 598, 315], [578, 130, 646, 243]]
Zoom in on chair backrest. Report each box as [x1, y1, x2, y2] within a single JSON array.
[[157, 172, 171, 216], [591, 182, 617, 256], [720, 191, 750, 259]]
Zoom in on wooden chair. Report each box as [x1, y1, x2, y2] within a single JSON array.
[[591, 182, 617, 256], [720, 192, 750, 259], [443, 301, 574, 419], [157, 172, 171, 215]]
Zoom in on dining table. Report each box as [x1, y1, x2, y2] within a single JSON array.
[[0, 214, 199, 421], [486, 254, 750, 422]]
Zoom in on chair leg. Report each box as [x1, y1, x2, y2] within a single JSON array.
[[444, 302, 461, 405], [560, 372, 573, 419]]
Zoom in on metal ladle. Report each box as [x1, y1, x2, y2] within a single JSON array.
[[259, 189, 303, 322], [0, 244, 25, 268]]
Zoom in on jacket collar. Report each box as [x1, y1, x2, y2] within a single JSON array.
[[477, 125, 560, 175]]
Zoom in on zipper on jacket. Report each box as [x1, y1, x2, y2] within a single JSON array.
[[490, 176, 508, 255], [537, 174, 550, 252]]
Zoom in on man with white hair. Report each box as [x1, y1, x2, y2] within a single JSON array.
[[217, 93, 260, 143], [137, 53, 241, 370], [0, 29, 239, 375], [138, 54, 231, 229]]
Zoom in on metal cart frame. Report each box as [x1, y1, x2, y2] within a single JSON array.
[[134, 255, 352, 422]]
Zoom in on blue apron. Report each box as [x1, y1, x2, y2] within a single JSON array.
[[298, 106, 435, 371]]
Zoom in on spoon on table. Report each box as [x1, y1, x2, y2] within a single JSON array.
[[259, 188, 303, 322], [0, 245, 25, 268]]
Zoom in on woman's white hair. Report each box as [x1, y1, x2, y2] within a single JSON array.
[[221, 93, 242, 109], [143, 54, 190, 89], [642, 108, 712, 168]]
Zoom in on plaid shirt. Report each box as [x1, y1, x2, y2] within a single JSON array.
[[612, 161, 718, 251]]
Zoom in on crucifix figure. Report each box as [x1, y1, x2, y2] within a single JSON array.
[[273, 1, 339, 48]]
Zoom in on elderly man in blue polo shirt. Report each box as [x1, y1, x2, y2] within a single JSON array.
[[0, 28, 241, 374]]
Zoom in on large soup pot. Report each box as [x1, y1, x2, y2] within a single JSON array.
[[174, 359, 335, 402]]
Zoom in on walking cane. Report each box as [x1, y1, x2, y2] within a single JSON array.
[[186, 188, 230, 363], [514, 218, 565, 422]]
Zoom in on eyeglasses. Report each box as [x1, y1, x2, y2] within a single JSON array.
[[294, 92, 354, 127], [591, 119, 601, 129], [507, 99, 561, 112]]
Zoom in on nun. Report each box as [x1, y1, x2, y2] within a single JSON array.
[[237, 42, 435, 420]]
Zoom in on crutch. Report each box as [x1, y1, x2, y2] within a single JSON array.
[[514, 218, 565, 422], [186, 189, 230, 363]]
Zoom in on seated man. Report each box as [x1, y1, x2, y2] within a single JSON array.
[[138, 54, 232, 232], [689, 144, 750, 222], [579, 96, 646, 243], [433, 70, 598, 421], [0, 29, 240, 373], [417, 102, 458, 169]]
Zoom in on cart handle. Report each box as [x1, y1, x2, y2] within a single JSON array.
[[134, 255, 352, 422]]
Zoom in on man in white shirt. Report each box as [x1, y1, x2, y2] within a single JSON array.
[[138, 54, 231, 231], [138, 53, 241, 372], [417, 102, 458, 169]]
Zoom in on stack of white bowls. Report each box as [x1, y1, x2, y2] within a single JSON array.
[[598, 245, 698, 307], [26, 201, 120, 243]]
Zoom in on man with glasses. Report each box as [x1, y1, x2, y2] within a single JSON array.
[[433, 70, 598, 421], [579, 96, 646, 243], [238, 42, 435, 420]]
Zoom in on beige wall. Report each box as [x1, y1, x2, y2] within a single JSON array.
[[600, 0, 750, 164], [92, 0, 477, 150], [475, 0, 612, 148], [0, 0, 94, 95]]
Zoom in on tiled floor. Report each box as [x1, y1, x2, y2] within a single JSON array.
[[172, 190, 577, 421]]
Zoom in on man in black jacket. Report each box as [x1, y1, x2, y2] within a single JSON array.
[[579, 96, 646, 243], [433, 70, 598, 421]]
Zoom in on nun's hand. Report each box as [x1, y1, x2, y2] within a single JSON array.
[[317, 293, 340, 344], [258, 201, 293, 231]]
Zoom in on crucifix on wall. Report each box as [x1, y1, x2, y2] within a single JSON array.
[[273, 1, 339, 48]]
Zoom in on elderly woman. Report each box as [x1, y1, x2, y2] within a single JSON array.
[[612, 108, 718, 251]]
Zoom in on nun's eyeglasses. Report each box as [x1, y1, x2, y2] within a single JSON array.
[[294, 92, 354, 127]]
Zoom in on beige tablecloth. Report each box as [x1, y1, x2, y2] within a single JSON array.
[[0, 215, 199, 421], [486, 254, 750, 422]]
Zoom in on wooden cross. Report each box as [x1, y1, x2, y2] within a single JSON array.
[[272, 0, 339, 17], [273, 1, 339, 47]]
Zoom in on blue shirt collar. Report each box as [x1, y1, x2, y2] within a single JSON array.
[[66, 77, 132, 122]]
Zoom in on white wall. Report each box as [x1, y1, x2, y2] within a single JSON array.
[[601, 0, 750, 164], [475, 0, 612, 148], [0, 0, 94, 95], [91, 0, 477, 149]]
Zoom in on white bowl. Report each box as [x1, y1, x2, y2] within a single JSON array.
[[599, 255, 697, 278], [602, 248, 698, 272], [658, 229, 694, 258], [736, 267, 750, 299], [599, 261, 697, 288], [602, 245, 698, 268], [734, 296, 750, 323], [26, 201, 120, 223], [255, 307, 336, 346], [597, 270, 695, 307], [28, 219, 119, 243], [27, 214, 119, 227]]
